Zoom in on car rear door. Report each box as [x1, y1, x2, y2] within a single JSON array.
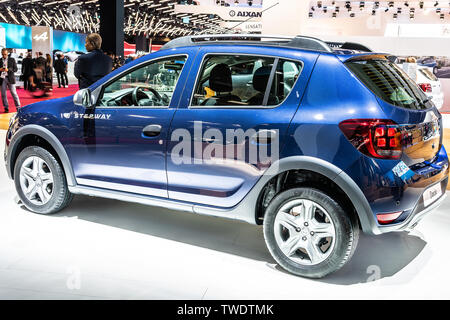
[[166, 47, 319, 207]]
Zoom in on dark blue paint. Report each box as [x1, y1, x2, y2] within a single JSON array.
[[5, 43, 449, 228]]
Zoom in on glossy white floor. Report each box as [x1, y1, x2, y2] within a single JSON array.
[[0, 130, 449, 300]]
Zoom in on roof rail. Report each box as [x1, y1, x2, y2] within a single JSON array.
[[326, 41, 373, 53], [161, 34, 333, 53]]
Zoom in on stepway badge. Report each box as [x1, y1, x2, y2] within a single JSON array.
[[60, 112, 111, 120]]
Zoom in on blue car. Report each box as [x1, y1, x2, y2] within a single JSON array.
[[4, 35, 449, 278]]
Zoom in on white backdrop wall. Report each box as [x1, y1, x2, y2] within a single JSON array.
[[262, 0, 450, 56]]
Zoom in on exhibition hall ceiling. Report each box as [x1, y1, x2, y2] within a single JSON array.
[[309, 1, 450, 21], [0, 0, 232, 37]]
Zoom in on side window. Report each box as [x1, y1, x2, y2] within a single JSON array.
[[99, 56, 187, 107], [191, 55, 275, 107], [266, 59, 303, 106], [191, 55, 302, 107]]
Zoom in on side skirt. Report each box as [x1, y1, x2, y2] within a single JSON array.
[[68, 185, 245, 223]]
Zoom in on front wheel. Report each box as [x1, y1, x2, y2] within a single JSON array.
[[14, 146, 73, 214], [263, 188, 359, 278]]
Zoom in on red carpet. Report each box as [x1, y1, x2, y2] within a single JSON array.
[[0, 84, 79, 114]]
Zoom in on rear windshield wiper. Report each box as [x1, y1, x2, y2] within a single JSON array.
[[421, 97, 431, 104]]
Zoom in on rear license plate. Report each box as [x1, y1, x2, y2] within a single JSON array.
[[423, 183, 442, 207]]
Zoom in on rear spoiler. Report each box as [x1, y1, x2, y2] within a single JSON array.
[[326, 41, 373, 53]]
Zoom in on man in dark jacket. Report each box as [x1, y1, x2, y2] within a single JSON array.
[[21, 52, 33, 90], [74, 33, 112, 89], [54, 54, 67, 88], [0, 49, 20, 112]]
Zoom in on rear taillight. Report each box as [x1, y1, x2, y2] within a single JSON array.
[[339, 119, 402, 159], [418, 83, 432, 93], [377, 211, 403, 224]]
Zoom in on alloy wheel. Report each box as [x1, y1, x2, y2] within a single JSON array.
[[273, 198, 336, 265], [19, 156, 54, 206]]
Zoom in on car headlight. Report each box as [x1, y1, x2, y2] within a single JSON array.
[[8, 112, 17, 128]]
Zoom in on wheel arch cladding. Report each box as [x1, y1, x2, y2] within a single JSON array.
[[253, 156, 375, 234], [7, 125, 76, 186]]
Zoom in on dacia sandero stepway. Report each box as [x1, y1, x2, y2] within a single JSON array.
[[4, 35, 448, 278]]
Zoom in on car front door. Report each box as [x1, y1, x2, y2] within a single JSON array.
[[67, 51, 195, 198], [166, 47, 318, 207]]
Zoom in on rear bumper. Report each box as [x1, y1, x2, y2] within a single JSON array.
[[376, 183, 447, 234], [348, 144, 449, 235]]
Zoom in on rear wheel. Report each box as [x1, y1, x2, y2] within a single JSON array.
[[14, 146, 73, 214], [263, 187, 359, 278]]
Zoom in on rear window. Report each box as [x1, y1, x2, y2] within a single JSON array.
[[345, 59, 433, 110]]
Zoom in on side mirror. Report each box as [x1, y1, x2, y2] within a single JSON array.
[[73, 88, 94, 108]]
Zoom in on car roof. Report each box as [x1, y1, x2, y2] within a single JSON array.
[[160, 34, 381, 61], [161, 34, 334, 53]]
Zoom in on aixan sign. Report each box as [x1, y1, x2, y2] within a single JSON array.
[[229, 10, 262, 18]]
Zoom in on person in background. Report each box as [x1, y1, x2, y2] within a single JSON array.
[[21, 51, 33, 90], [0, 48, 20, 112], [35, 52, 46, 69], [45, 53, 53, 85], [60, 53, 69, 88], [54, 54, 67, 88], [106, 51, 117, 71], [34, 52, 47, 84], [125, 55, 133, 64], [74, 33, 112, 89]]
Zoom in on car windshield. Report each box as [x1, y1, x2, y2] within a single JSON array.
[[345, 59, 433, 110]]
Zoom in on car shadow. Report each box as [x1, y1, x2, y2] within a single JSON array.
[[51, 195, 427, 285], [316, 231, 428, 285]]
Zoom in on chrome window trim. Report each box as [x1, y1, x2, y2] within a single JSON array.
[[188, 52, 304, 110], [94, 53, 189, 110]]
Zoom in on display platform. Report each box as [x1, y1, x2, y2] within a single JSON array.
[[0, 130, 449, 299]]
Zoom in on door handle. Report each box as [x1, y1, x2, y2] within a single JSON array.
[[202, 137, 218, 143], [142, 124, 162, 138], [251, 129, 278, 144]]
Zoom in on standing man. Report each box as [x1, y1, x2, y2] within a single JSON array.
[[34, 52, 47, 82], [61, 53, 69, 88], [0, 49, 20, 113], [21, 52, 33, 91], [74, 33, 112, 89], [54, 54, 66, 88]]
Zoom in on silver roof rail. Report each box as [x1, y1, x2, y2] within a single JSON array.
[[326, 41, 373, 53], [161, 34, 333, 53]]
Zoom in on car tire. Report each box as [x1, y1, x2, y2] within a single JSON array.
[[14, 146, 73, 214], [263, 187, 359, 278]]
